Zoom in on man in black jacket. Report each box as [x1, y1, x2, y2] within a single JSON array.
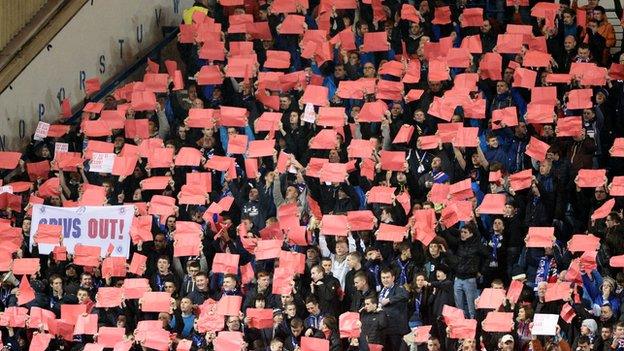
[[309, 265, 341, 318], [442, 222, 489, 319], [360, 295, 387, 346], [379, 267, 410, 350]]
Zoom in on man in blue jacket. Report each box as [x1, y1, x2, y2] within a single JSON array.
[[379, 267, 410, 350]]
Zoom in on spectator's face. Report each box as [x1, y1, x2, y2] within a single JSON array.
[[281, 294, 294, 305], [428, 243, 440, 256], [414, 111, 425, 122], [158, 313, 170, 327], [602, 327, 613, 340], [270, 341, 284, 351], [180, 298, 192, 312], [187, 265, 199, 276], [334, 65, 346, 79], [601, 305, 613, 319], [595, 187, 607, 200], [289, 112, 299, 125], [257, 275, 270, 290], [429, 81, 442, 92], [460, 228, 473, 240], [416, 275, 427, 288], [593, 10, 604, 21], [227, 317, 241, 331], [306, 302, 320, 315], [285, 304, 296, 317], [164, 282, 176, 294], [583, 109, 595, 121], [517, 307, 526, 321], [359, 24, 369, 35], [154, 235, 166, 250], [462, 339, 476, 351], [255, 299, 266, 308], [381, 272, 394, 287], [427, 340, 441, 351], [480, 20, 491, 33], [157, 258, 169, 273], [431, 157, 441, 169], [22, 219, 31, 233], [195, 275, 208, 289], [321, 260, 332, 273], [537, 283, 547, 297], [223, 277, 236, 291], [346, 255, 355, 269], [81, 275, 92, 287], [311, 267, 324, 282], [496, 81, 508, 95], [363, 63, 376, 78], [503, 68, 514, 83], [578, 48, 590, 59], [409, 22, 421, 35], [50, 278, 63, 292], [291, 324, 303, 336], [77, 290, 89, 303], [563, 35, 576, 51], [335, 242, 348, 256], [500, 339, 514, 351], [487, 137, 499, 148], [354, 277, 367, 291], [539, 161, 551, 175], [563, 13, 574, 25], [279, 97, 291, 110], [364, 299, 377, 312], [578, 342, 591, 351], [493, 219, 504, 232]]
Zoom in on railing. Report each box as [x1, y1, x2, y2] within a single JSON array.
[[67, 26, 179, 123], [0, 0, 49, 51]]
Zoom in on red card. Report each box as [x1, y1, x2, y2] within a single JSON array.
[[380, 150, 406, 171], [216, 295, 243, 316], [212, 253, 240, 274], [476, 288, 506, 309], [97, 327, 125, 348], [482, 312, 514, 332], [376, 223, 407, 242], [141, 292, 172, 313], [101, 257, 127, 278], [577, 169, 607, 188], [526, 227, 555, 247], [478, 194, 506, 214], [74, 244, 101, 267], [362, 32, 389, 52], [525, 136, 550, 162], [506, 279, 523, 303], [255, 239, 283, 260], [339, 312, 361, 338], [432, 6, 452, 24], [556, 116, 582, 137], [246, 308, 274, 329], [591, 198, 616, 220], [347, 210, 376, 231], [567, 234, 600, 252], [301, 336, 329, 351], [129, 253, 147, 276], [452, 127, 479, 147], [320, 215, 349, 236]]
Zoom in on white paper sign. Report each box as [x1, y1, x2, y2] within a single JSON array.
[[532, 314, 559, 335], [90, 153, 116, 173], [301, 103, 316, 124], [30, 204, 134, 258], [34, 121, 50, 141], [54, 142, 69, 157], [0, 186, 13, 194]]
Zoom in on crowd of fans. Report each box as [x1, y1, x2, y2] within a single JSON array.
[[4, 0, 624, 350]]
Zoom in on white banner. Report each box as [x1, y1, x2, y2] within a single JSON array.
[[90, 153, 116, 173], [30, 204, 134, 258]]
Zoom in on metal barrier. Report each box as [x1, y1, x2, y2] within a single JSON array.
[[67, 26, 179, 123]]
